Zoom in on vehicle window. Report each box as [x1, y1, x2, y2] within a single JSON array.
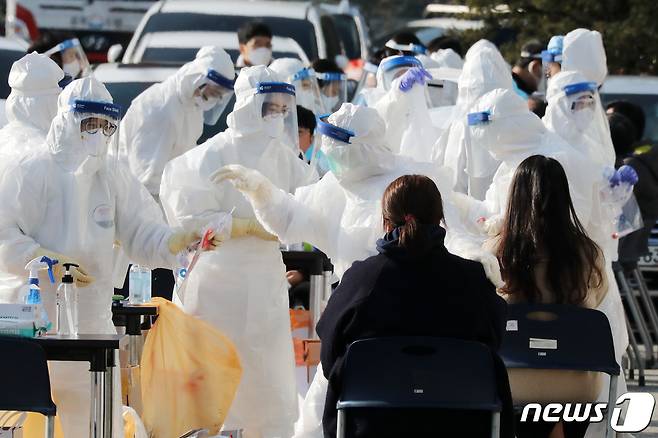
[[104, 82, 157, 115], [141, 47, 301, 65], [139, 13, 318, 60], [601, 93, 658, 145], [319, 15, 343, 60], [0, 49, 26, 99], [331, 14, 361, 59]]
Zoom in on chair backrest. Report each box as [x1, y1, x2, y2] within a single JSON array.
[[0, 336, 57, 416], [336, 337, 501, 412], [500, 304, 619, 376]]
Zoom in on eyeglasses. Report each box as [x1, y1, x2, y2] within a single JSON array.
[[80, 117, 117, 137]]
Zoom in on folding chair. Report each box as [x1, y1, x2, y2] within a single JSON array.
[[0, 336, 57, 438], [500, 304, 620, 438], [335, 337, 502, 438]]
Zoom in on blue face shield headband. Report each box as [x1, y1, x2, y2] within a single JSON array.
[[541, 50, 563, 63], [563, 81, 598, 97], [315, 72, 346, 82], [317, 115, 355, 144], [467, 110, 492, 126], [206, 69, 234, 90], [293, 68, 316, 82], [255, 82, 296, 96], [70, 99, 122, 121], [380, 55, 422, 73]]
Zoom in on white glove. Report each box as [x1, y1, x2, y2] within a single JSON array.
[[461, 248, 504, 289], [210, 164, 274, 208]]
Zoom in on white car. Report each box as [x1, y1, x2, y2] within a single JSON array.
[[129, 31, 309, 65], [0, 37, 28, 128], [117, 0, 346, 65], [93, 62, 232, 144]]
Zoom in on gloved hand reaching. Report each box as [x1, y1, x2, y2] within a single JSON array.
[[33, 248, 95, 287], [231, 218, 278, 241], [168, 230, 224, 255], [398, 67, 433, 93], [210, 165, 275, 209]]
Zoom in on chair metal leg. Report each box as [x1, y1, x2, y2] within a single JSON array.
[[616, 269, 654, 366], [626, 315, 645, 386], [605, 375, 618, 438], [491, 412, 500, 438], [632, 268, 658, 348], [337, 409, 346, 438], [309, 274, 323, 340], [45, 415, 55, 438]]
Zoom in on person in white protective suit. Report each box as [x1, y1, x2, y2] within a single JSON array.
[[455, 89, 629, 428], [0, 52, 63, 161], [543, 70, 616, 169], [372, 55, 441, 162], [440, 40, 513, 199], [561, 28, 608, 86], [269, 58, 325, 115], [0, 76, 212, 437], [212, 103, 500, 438], [417, 53, 460, 109], [159, 65, 316, 438], [119, 46, 235, 200]]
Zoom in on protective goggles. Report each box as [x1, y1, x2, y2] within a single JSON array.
[[570, 95, 595, 112], [317, 114, 355, 144], [467, 110, 493, 126], [71, 99, 121, 136]]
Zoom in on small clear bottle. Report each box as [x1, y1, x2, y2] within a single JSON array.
[[56, 263, 79, 335]]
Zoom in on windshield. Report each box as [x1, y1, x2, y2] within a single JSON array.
[[105, 81, 231, 143], [331, 14, 361, 59], [601, 93, 658, 145], [139, 13, 318, 61], [141, 47, 302, 65], [0, 49, 27, 99]]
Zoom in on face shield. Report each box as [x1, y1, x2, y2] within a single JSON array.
[[542, 50, 563, 80], [384, 39, 428, 57], [563, 81, 598, 131], [68, 99, 122, 171], [379, 56, 423, 91], [316, 72, 348, 113], [317, 114, 357, 179], [256, 82, 300, 152], [291, 67, 324, 114], [194, 68, 235, 126], [45, 38, 91, 80]]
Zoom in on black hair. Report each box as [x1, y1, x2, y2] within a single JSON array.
[[427, 36, 463, 57], [497, 155, 603, 305], [516, 39, 543, 68], [237, 21, 273, 45], [608, 112, 638, 158], [296, 105, 317, 133], [385, 32, 423, 57], [382, 175, 444, 258], [528, 93, 547, 118], [312, 58, 343, 88], [606, 100, 646, 141]]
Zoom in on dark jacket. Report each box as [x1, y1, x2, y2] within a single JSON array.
[[317, 225, 513, 438]]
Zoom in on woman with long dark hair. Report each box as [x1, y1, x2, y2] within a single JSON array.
[[492, 155, 607, 438], [317, 174, 512, 438]]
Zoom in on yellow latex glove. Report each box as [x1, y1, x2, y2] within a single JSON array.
[[231, 218, 278, 241], [33, 248, 95, 287], [167, 231, 201, 255]]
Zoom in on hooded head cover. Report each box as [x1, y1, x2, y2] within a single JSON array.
[[430, 48, 464, 69], [561, 28, 607, 86], [457, 40, 513, 115], [468, 88, 546, 162], [319, 102, 394, 182], [46, 76, 120, 171], [6, 52, 64, 132], [173, 46, 235, 106], [543, 70, 615, 167], [542, 35, 564, 63], [269, 58, 306, 82], [269, 57, 323, 114]]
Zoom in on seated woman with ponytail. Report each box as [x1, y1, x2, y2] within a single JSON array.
[[316, 174, 512, 438]]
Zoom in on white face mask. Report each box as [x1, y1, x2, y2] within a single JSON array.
[[322, 94, 340, 112], [248, 47, 272, 66], [572, 106, 595, 131], [81, 131, 109, 157], [63, 60, 81, 78], [262, 113, 285, 139]]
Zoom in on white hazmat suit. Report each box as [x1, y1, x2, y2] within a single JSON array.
[[0, 77, 197, 437], [269, 58, 325, 115], [0, 52, 62, 161], [160, 66, 316, 438], [441, 40, 513, 199], [213, 102, 457, 438], [119, 46, 235, 198], [561, 28, 608, 86]]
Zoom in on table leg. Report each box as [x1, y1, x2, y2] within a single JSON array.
[[90, 371, 105, 438], [104, 365, 114, 438]]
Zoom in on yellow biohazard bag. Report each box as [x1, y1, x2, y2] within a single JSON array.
[[141, 298, 242, 438]]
